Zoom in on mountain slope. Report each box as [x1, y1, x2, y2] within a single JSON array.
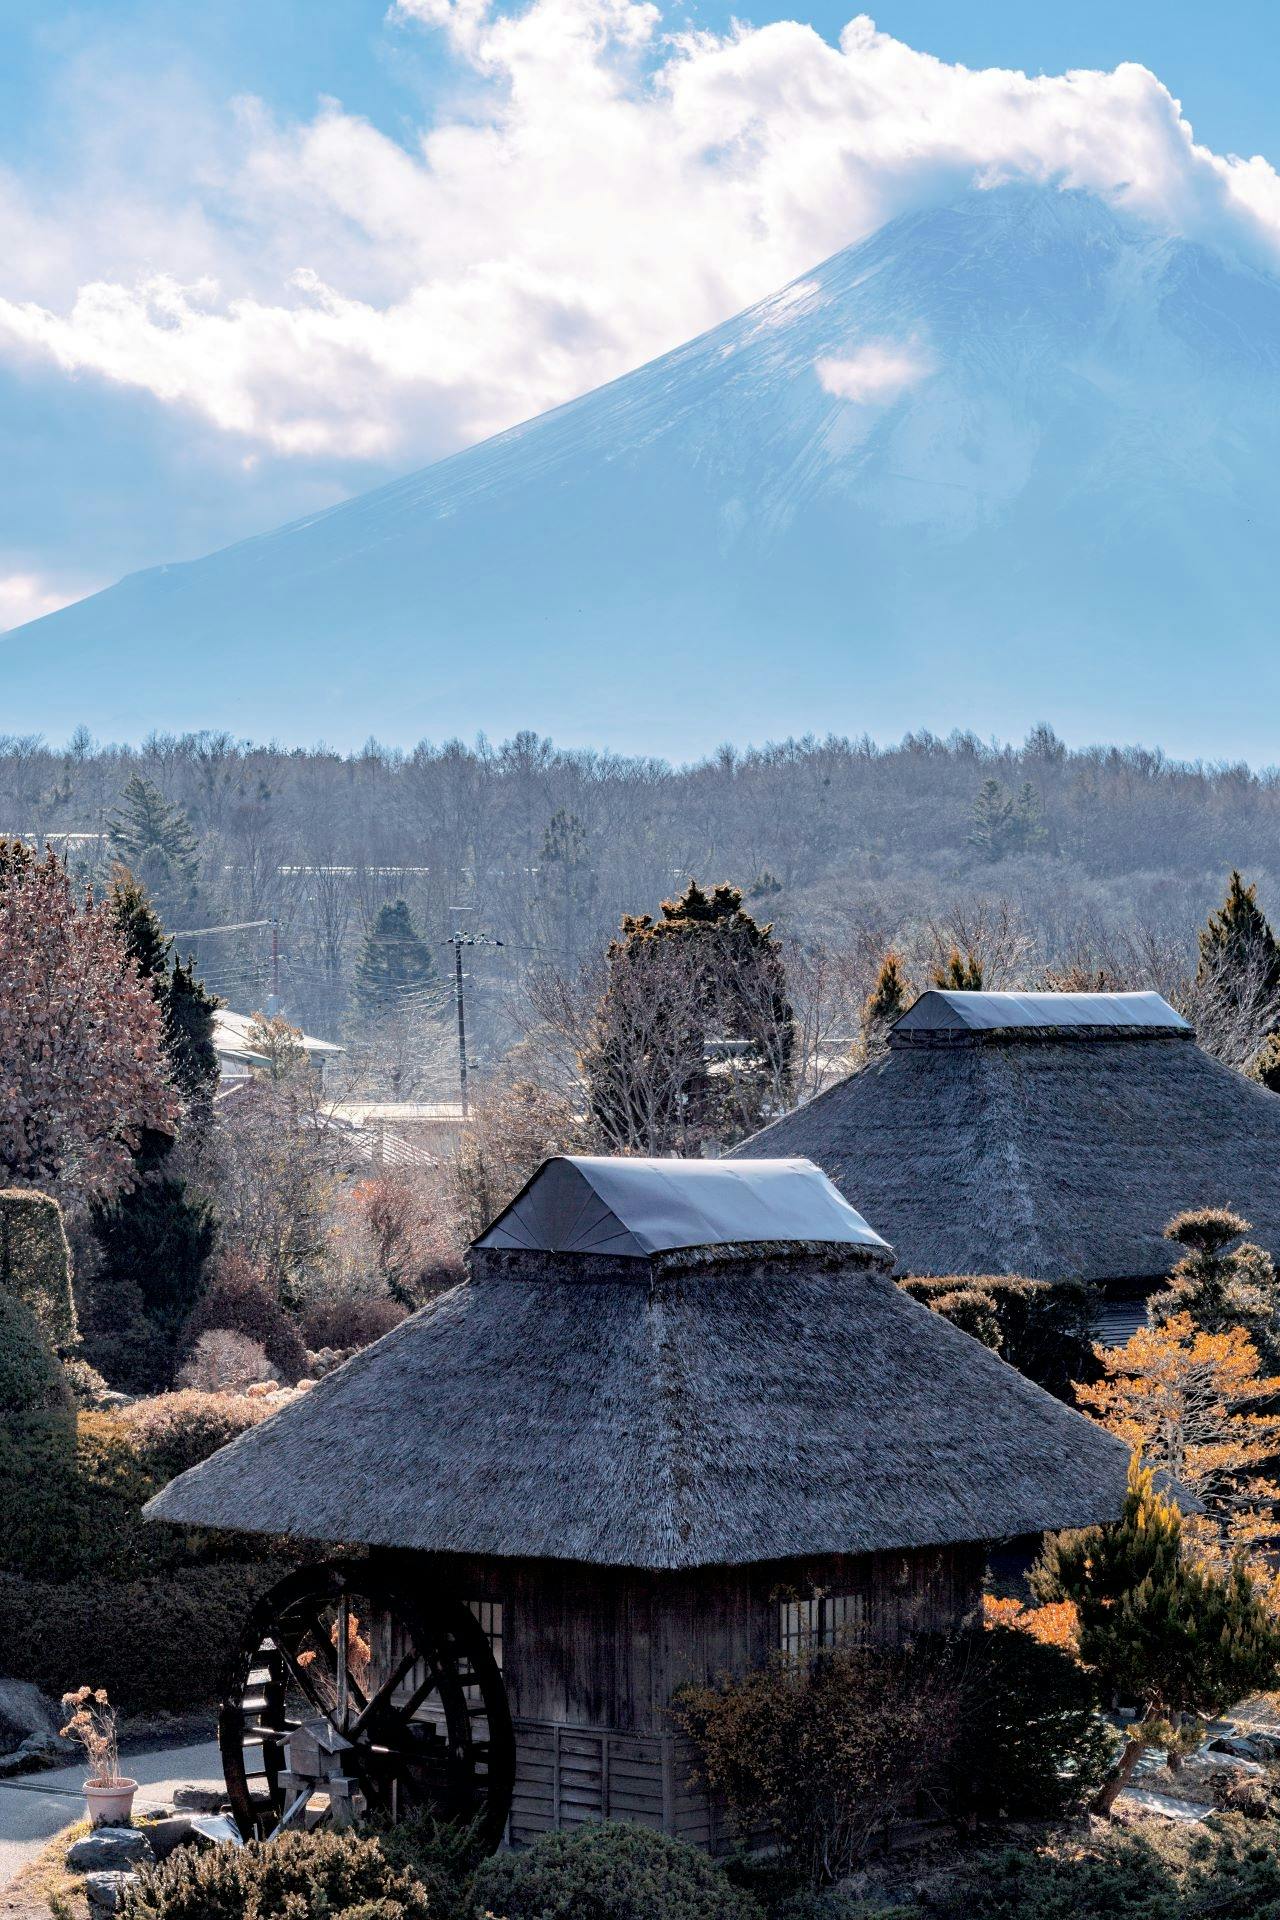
[[9, 184, 1280, 753]]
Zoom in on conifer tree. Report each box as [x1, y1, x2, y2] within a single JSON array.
[[1010, 780, 1047, 852], [1148, 1207, 1280, 1366], [87, 1175, 217, 1386], [1198, 871, 1280, 993], [1033, 1465, 1280, 1810], [538, 810, 597, 968], [108, 866, 219, 1107], [968, 778, 1016, 862], [863, 951, 911, 1056], [932, 947, 983, 990], [354, 900, 438, 1014], [107, 775, 200, 921]]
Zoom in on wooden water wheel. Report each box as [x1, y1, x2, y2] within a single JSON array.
[[219, 1560, 514, 1848]]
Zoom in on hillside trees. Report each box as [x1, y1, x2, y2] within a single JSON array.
[[0, 841, 174, 1205], [1190, 871, 1280, 1067]]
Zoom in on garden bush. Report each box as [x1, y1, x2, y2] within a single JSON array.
[[373, 1813, 488, 1920], [677, 1642, 959, 1884], [117, 1389, 268, 1482], [0, 1290, 73, 1417], [302, 1292, 407, 1352], [471, 1822, 764, 1920], [899, 1276, 1096, 1397], [123, 1829, 431, 1920], [0, 1187, 76, 1349], [0, 1556, 291, 1714], [184, 1261, 308, 1384]]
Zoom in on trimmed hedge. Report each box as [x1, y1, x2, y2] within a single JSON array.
[[0, 1291, 73, 1418], [123, 1829, 431, 1920], [0, 1556, 290, 1714], [184, 1270, 307, 1386], [472, 1823, 765, 1920], [0, 1187, 76, 1349]]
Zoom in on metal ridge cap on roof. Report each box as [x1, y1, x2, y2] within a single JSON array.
[[473, 1153, 892, 1258], [892, 988, 1191, 1037]]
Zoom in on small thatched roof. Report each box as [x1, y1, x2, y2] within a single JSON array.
[[148, 1156, 1127, 1568], [735, 990, 1280, 1284]]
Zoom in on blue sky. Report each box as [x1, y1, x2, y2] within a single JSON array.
[[1, 0, 1278, 748]]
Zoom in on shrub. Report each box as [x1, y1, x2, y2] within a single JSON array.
[[178, 1330, 274, 1393], [61, 1355, 113, 1407], [953, 1625, 1115, 1819], [0, 1188, 76, 1348], [677, 1642, 960, 1884], [0, 1557, 291, 1714], [373, 1813, 487, 1920], [0, 1290, 73, 1417], [899, 1276, 1096, 1397], [123, 1829, 431, 1920], [471, 1822, 764, 1920], [184, 1260, 307, 1383], [302, 1293, 407, 1352], [116, 1390, 268, 1482], [77, 1269, 172, 1395]]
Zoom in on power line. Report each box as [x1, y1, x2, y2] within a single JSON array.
[[442, 922, 504, 1117]]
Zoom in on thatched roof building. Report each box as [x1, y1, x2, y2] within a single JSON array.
[[148, 1154, 1127, 1850], [149, 1154, 1126, 1564], [736, 989, 1280, 1291]]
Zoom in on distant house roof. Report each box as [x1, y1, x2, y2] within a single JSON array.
[[894, 989, 1190, 1040], [212, 1008, 344, 1065], [146, 1154, 1128, 1568], [735, 990, 1280, 1284], [475, 1155, 890, 1260]]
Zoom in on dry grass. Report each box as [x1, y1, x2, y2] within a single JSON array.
[[0, 1821, 88, 1920]]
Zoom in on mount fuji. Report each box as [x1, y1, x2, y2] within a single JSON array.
[[8, 183, 1280, 756]]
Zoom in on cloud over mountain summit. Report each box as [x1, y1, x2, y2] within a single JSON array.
[[1, 4, 1278, 471]]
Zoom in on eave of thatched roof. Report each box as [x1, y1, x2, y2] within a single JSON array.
[[146, 1258, 1127, 1568], [735, 1030, 1280, 1284]]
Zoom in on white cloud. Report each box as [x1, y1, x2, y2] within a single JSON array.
[[817, 342, 933, 404], [0, 6, 1278, 462], [0, 572, 82, 633]]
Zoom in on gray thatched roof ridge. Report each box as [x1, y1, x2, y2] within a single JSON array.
[[475, 1155, 890, 1259], [735, 995, 1280, 1283], [895, 988, 1190, 1041], [147, 1242, 1128, 1568]]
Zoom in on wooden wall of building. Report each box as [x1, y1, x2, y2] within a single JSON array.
[[378, 1541, 984, 1849]]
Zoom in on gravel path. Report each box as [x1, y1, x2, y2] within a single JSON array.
[[0, 1741, 222, 1891]]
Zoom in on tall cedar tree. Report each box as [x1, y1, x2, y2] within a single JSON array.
[[863, 950, 911, 1056], [0, 840, 174, 1202], [107, 775, 200, 923], [1197, 871, 1280, 993], [89, 1176, 217, 1354], [539, 810, 597, 968], [108, 866, 220, 1107], [354, 900, 438, 1013], [585, 881, 794, 1152], [1033, 1465, 1280, 1810]]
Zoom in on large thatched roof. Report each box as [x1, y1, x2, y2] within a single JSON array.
[[736, 989, 1280, 1284], [148, 1155, 1127, 1568]]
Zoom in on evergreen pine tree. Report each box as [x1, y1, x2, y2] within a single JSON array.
[[539, 810, 597, 968], [354, 900, 439, 1014], [1148, 1206, 1280, 1364], [86, 1175, 214, 1359], [1033, 1465, 1280, 1810], [108, 866, 220, 1106], [863, 950, 911, 1056], [1010, 780, 1047, 852], [968, 778, 1016, 862], [932, 947, 984, 990], [1197, 871, 1280, 993], [107, 775, 200, 921]]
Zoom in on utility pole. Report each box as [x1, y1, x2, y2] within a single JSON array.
[[268, 917, 280, 1015], [444, 920, 503, 1118]]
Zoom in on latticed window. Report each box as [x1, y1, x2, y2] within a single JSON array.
[[779, 1594, 859, 1654], [468, 1600, 504, 1670]]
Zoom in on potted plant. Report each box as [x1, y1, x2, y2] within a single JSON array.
[[60, 1687, 137, 1827]]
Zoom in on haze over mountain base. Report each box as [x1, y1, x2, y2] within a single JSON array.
[[7, 184, 1280, 759]]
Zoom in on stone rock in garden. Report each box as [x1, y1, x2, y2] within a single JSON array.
[[144, 1812, 241, 1859], [67, 1828, 154, 1872], [0, 1678, 74, 1775], [83, 1870, 139, 1913], [93, 1390, 135, 1409], [1212, 1728, 1280, 1763], [172, 1783, 229, 1813]]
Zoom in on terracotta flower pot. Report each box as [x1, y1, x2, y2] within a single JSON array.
[[83, 1778, 139, 1827]]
